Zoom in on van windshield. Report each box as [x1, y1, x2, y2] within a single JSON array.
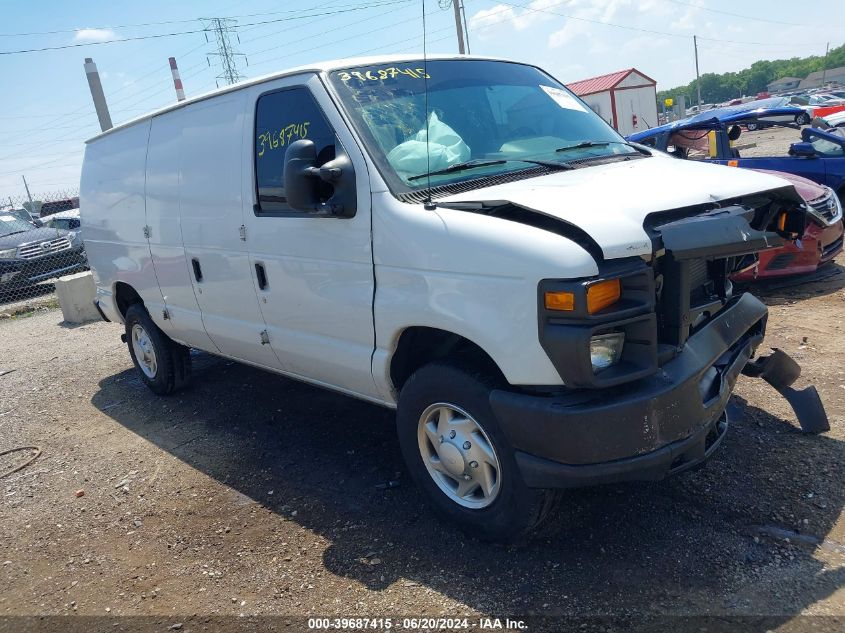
[[328, 59, 636, 195]]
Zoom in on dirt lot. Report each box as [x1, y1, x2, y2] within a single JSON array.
[[1, 261, 844, 632], [739, 123, 807, 158]]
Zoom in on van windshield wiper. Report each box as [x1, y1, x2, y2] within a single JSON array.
[[555, 140, 651, 156], [408, 158, 573, 181], [408, 159, 507, 181]]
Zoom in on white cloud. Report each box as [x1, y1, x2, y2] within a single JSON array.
[[73, 28, 118, 43], [670, 0, 704, 30], [469, 0, 576, 40], [547, 0, 632, 49], [469, 5, 520, 34]]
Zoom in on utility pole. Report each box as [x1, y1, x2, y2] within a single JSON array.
[[821, 42, 830, 87], [83, 57, 113, 132], [460, 0, 471, 53], [204, 17, 246, 87], [439, 0, 467, 54], [452, 0, 465, 54], [693, 35, 702, 108]]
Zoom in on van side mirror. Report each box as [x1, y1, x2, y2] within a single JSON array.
[[283, 139, 357, 218], [789, 141, 817, 158]]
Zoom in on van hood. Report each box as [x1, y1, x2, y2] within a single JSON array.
[[439, 156, 794, 259]]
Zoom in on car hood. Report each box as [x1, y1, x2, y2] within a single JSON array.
[[439, 156, 795, 259], [0, 226, 69, 250], [750, 169, 827, 202]]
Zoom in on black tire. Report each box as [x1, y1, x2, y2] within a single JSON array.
[[396, 362, 558, 543], [796, 113, 810, 126], [124, 303, 191, 396], [746, 122, 758, 131]]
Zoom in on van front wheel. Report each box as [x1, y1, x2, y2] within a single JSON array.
[[124, 303, 191, 395], [396, 363, 557, 542]]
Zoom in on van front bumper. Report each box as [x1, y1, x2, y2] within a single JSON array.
[[490, 292, 768, 488]]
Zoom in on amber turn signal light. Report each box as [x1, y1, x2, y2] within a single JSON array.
[[586, 278, 621, 314], [544, 290, 575, 311]]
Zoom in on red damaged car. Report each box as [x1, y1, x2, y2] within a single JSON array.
[[732, 170, 843, 280]]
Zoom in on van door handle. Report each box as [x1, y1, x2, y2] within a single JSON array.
[[191, 258, 203, 282], [255, 262, 268, 290]]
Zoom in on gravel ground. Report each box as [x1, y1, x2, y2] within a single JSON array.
[[0, 260, 844, 632], [735, 123, 810, 158]]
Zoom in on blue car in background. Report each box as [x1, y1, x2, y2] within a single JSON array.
[[628, 102, 845, 199]]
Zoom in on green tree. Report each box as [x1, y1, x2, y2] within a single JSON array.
[[657, 44, 844, 108]]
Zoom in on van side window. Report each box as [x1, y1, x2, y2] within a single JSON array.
[[254, 87, 336, 214]]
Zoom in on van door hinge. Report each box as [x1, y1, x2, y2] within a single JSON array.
[[162, 308, 170, 320], [239, 224, 247, 241], [259, 329, 270, 345], [143, 225, 151, 239]]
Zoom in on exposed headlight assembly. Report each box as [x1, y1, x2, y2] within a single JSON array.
[[807, 189, 843, 226], [590, 332, 625, 373]]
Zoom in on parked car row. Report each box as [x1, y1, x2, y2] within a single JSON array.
[[685, 92, 845, 129], [0, 208, 87, 293]]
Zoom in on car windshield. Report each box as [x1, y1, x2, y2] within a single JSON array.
[[0, 213, 35, 237], [328, 59, 636, 193]]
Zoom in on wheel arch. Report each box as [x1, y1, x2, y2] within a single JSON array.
[[388, 326, 506, 394], [113, 281, 143, 318]]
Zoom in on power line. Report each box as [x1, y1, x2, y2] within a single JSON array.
[[0, 1, 417, 55], [0, 37, 208, 148], [0, 18, 200, 38], [240, 0, 409, 45], [664, 0, 799, 27], [0, 0, 410, 37], [490, 0, 822, 48], [246, 2, 424, 67], [0, 27, 208, 55]]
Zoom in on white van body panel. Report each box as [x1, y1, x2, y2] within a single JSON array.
[[370, 192, 599, 397], [440, 153, 792, 259], [80, 120, 160, 322], [176, 91, 284, 370], [238, 74, 380, 399], [145, 107, 217, 350]]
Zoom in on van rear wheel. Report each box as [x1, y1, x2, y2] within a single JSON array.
[[124, 303, 191, 395], [396, 362, 558, 543]]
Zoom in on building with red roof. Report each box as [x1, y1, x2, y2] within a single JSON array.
[[566, 68, 658, 137]]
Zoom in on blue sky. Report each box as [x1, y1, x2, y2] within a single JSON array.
[[1, 0, 843, 200]]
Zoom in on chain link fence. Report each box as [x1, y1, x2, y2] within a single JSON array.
[[1, 188, 87, 312]]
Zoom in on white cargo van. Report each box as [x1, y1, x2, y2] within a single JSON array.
[[82, 55, 826, 541]]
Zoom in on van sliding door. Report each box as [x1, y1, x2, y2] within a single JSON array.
[[178, 92, 283, 369], [145, 108, 215, 350]]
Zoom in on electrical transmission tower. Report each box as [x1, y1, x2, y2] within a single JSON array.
[[203, 17, 247, 87]]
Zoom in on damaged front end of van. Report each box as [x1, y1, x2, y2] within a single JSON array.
[[439, 184, 828, 488]]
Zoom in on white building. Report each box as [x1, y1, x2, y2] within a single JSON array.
[[567, 68, 658, 137]]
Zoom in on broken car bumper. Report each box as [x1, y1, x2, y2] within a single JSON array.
[[489, 292, 769, 488]]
